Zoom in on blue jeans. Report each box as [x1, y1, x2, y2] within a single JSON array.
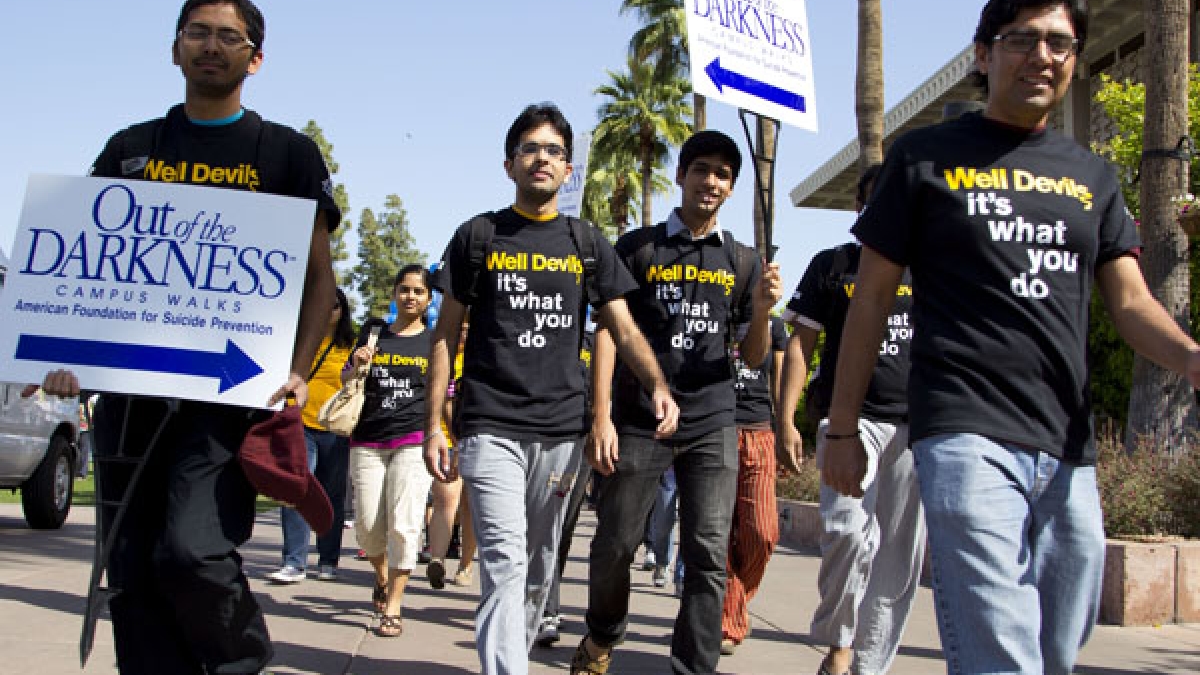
[[587, 427, 738, 675], [280, 427, 349, 569], [648, 466, 684, 585], [913, 433, 1105, 675]]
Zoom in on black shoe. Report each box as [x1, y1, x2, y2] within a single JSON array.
[[417, 547, 432, 564], [427, 559, 446, 589]]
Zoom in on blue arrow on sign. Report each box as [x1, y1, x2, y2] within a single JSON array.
[[705, 57, 806, 112], [15, 335, 264, 393]]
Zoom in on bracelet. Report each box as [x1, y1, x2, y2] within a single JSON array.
[[427, 429, 445, 439], [824, 432, 858, 440]]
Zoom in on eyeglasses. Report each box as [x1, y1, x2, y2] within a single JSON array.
[[514, 142, 568, 161], [992, 30, 1078, 60], [178, 25, 256, 51]]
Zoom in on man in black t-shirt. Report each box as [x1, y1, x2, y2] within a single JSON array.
[[575, 130, 783, 675], [823, 2, 1200, 673], [424, 103, 676, 675], [44, 1, 340, 673], [779, 167, 924, 675]]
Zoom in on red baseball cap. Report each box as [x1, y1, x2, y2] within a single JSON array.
[[239, 405, 333, 535]]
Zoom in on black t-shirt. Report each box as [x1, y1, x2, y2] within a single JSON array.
[[734, 316, 788, 426], [91, 105, 340, 232], [89, 105, 340, 421], [852, 112, 1140, 464], [612, 217, 761, 441], [786, 243, 912, 423], [436, 208, 637, 440], [352, 327, 429, 443]]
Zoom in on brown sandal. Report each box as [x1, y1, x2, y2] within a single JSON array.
[[376, 614, 403, 637], [371, 583, 387, 613]]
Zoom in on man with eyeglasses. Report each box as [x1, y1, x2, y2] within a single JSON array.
[[68, 1, 339, 672], [821, 1, 1200, 674], [425, 103, 677, 675]]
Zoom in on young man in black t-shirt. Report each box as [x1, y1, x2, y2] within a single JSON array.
[[823, 2, 1200, 673], [48, 1, 340, 673], [424, 103, 676, 675], [779, 167, 924, 675], [575, 130, 783, 675]]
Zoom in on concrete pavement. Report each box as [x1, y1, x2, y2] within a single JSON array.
[[0, 502, 1197, 674]]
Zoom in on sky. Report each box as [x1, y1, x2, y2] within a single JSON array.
[[0, 0, 985, 301]]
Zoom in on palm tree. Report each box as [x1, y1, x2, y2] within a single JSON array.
[[620, 0, 705, 129], [595, 57, 693, 228], [856, 0, 885, 171], [1127, 0, 1195, 450]]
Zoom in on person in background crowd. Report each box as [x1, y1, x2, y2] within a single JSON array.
[[268, 288, 357, 584], [349, 265, 438, 638], [426, 322, 477, 589], [719, 314, 788, 655], [780, 165, 924, 675]]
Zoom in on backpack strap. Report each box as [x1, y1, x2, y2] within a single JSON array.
[[722, 230, 756, 329], [565, 216, 599, 307], [112, 118, 166, 177], [462, 212, 496, 307], [628, 222, 666, 284]]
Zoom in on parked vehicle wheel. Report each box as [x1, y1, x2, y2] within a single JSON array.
[[22, 434, 74, 529]]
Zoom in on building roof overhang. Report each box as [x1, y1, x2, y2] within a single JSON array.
[[789, 0, 1146, 212]]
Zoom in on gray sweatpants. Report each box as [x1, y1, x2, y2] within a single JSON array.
[[810, 418, 926, 675], [458, 433, 582, 675]]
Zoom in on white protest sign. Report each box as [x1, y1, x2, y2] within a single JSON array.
[[685, 0, 818, 132], [557, 132, 592, 218], [0, 175, 316, 408]]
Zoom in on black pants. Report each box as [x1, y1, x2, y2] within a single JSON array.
[[586, 427, 738, 675], [93, 396, 271, 675]]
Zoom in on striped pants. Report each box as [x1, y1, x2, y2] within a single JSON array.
[[721, 427, 779, 643]]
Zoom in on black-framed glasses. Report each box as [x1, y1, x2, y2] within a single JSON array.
[[993, 30, 1078, 60], [514, 142, 568, 161], [178, 25, 256, 51]]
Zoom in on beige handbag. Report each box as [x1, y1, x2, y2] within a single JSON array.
[[317, 325, 381, 436]]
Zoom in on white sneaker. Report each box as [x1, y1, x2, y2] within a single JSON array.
[[317, 565, 337, 581], [535, 615, 560, 647], [641, 549, 657, 571], [653, 565, 668, 587], [267, 566, 305, 584]]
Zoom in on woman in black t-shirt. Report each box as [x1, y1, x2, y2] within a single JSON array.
[[348, 265, 435, 637]]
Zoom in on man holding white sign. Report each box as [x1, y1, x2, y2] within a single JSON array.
[[38, 1, 339, 673]]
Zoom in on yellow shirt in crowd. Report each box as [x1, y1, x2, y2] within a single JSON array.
[[303, 337, 354, 430]]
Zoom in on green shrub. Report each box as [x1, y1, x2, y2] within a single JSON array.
[[1096, 434, 1173, 537], [1166, 447, 1200, 538], [776, 449, 820, 502]]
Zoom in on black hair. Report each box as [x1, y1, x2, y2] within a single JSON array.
[[970, 0, 1089, 90], [678, 130, 742, 183], [176, 0, 265, 53], [856, 164, 883, 208], [393, 264, 432, 293], [505, 103, 574, 162], [332, 288, 356, 348]]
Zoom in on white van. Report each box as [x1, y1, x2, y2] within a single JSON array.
[[0, 254, 81, 528]]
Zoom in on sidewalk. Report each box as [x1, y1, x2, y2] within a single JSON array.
[[0, 502, 1196, 674]]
